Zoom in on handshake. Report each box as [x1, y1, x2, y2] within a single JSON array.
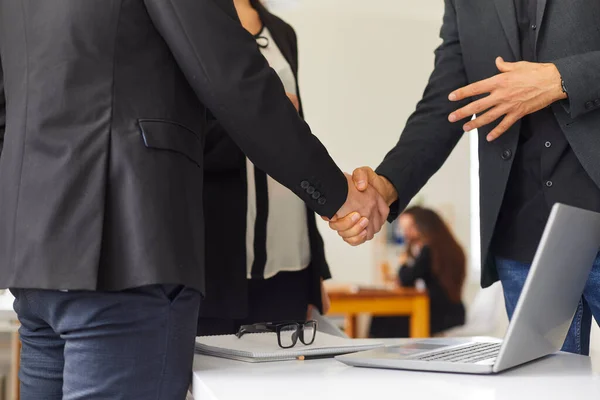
[[326, 167, 399, 246]]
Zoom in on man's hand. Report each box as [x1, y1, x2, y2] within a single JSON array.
[[286, 92, 300, 112], [448, 57, 567, 142], [329, 168, 397, 246], [352, 167, 398, 205], [333, 173, 390, 246]]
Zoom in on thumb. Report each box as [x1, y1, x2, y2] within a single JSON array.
[[352, 167, 373, 192], [496, 56, 514, 73]]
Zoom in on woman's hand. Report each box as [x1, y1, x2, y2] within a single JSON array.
[[286, 92, 300, 112], [307, 279, 330, 319], [320, 279, 331, 314]]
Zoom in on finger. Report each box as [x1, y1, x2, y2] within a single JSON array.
[[337, 217, 369, 239], [495, 57, 514, 73], [376, 197, 390, 223], [486, 113, 519, 141], [448, 77, 496, 101], [448, 95, 497, 123], [374, 200, 389, 233], [463, 103, 511, 132], [365, 224, 376, 241], [352, 167, 372, 191], [329, 212, 361, 231], [495, 57, 524, 73], [344, 230, 368, 246]]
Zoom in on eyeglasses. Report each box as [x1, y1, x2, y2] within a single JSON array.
[[235, 320, 318, 349]]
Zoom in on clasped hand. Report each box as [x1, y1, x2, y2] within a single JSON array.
[[328, 169, 397, 246]]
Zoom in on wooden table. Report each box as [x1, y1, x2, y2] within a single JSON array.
[[327, 287, 430, 338]]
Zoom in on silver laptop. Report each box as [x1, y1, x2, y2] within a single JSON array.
[[336, 203, 600, 374]]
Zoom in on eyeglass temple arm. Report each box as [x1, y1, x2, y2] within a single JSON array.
[[235, 324, 272, 338]]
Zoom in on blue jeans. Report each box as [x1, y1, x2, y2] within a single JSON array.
[[11, 285, 201, 400], [496, 255, 600, 355]]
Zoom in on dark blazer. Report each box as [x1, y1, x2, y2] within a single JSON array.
[[0, 0, 347, 293], [376, 0, 600, 288], [199, 1, 330, 319], [398, 247, 465, 334]]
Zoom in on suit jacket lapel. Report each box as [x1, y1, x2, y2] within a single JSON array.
[[494, 0, 521, 60], [535, 0, 547, 51]]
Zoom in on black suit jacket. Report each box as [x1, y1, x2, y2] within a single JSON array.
[[376, 0, 600, 288], [0, 0, 347, 292], [199, 2, 330, 319]]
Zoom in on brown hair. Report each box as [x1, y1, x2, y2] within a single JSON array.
[[403, 206, 466, 303]]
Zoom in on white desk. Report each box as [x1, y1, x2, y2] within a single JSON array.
[[192, 344, 600, 400]]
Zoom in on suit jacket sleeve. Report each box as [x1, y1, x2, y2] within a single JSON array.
[[287, 21, 331, 281], [375, 0, 471, 220], [0, 56, 5, 159], [554, 51, 600, 119], [143, 0, 347, 218], [203, 112, 244, 173]]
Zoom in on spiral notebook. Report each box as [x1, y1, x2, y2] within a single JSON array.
[[195, 332, 383, 363]]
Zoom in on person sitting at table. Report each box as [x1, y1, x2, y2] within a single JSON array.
[[196, 0, 332, 336], [370, 206, 466, 338]]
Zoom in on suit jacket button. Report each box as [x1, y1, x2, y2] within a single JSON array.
[[312, 191, 321, 200], [586, 101, 594, 110], [307, 186, 315, 195], [501, 149, 512, 160], [318, 197, 327, 205], [301, 180, 310, 189]]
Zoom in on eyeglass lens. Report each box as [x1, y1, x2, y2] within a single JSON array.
[[300, 321, 317, 345], [278, 323, 300, 348]]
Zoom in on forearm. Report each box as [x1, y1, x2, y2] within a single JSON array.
[[553, 51, 600, 119], [144, 0, 347, 218], [376, 0, 468, 220]]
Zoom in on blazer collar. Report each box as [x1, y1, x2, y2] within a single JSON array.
[[535, 0, 547, 50], [493, 0, 520, 60], [494, 0, 548, 60]]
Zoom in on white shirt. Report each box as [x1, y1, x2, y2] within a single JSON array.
[[246, 27, 311, 279]]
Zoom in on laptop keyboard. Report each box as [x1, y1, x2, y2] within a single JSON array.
[[414, 342, 501, 364]]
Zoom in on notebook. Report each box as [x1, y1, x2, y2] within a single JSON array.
[[195, 332, 383, 363], [309, 308, 348, 338]]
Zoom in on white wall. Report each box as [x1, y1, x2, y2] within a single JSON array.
[[275, 0, 471, 284]]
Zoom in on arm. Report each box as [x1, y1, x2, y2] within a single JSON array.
[[143, 0, 346, 218], [553, 52, 600, 119], [286, 22, 330, 278], [375, 0, 471, 219], [203, 112, 244, 173], [398, 246, 431, 287]]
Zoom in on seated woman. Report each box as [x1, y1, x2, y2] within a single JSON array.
[[370, 206, 466, 338], [196, 0, 330, 336]]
